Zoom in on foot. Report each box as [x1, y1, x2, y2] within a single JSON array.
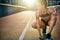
[[46, 38, 53, 40], [39, 37, 44, 40], [46, 33, 53, 40], [43, 33, 46, 38]]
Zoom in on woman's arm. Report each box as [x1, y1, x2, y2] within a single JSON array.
[[36, 9, 41, 35], [36, 10, 40, 28], [48, 8, 57, 33]]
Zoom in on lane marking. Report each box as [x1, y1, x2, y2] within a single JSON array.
[[18, 14, 33, 40]]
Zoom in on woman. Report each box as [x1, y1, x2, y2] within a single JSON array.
[[32, 1, 57, 40]]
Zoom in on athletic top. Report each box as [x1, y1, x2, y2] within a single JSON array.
[[39, 12, 51, 26], [40, 13, 51, 19]]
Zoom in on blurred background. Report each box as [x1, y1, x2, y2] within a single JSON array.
[[0, 0, 60, 17], [0, 0, 60, 40]]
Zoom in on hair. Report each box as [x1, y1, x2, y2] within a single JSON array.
[[38, 0, 48, 8]]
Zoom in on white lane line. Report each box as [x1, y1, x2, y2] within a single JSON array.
[[18, 14, 33, 40]]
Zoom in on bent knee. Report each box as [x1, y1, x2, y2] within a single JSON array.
[[31, 21, 37, 29]]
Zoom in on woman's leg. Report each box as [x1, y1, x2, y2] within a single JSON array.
[[31, 20, 44, 39], [32, 20, 42, 37], [42, 26, 46, 34], [46, 16, 57, 40], [42, 26, 46, 39]]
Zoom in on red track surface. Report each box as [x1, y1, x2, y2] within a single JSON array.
[[0, 11, 60, 40]]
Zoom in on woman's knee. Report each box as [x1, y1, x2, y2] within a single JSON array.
[[31, 21, 37, 29]]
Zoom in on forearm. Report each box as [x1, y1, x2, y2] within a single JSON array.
[[49, 15, 56, 33]]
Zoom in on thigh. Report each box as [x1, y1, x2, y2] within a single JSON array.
[[31, 19, 46, 29], [48, 17, 57, 26]]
